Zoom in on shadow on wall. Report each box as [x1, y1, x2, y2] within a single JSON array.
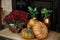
[[0, 10, 11, 30], [1, 10, 11, 25]]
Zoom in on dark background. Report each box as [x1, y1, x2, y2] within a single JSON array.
[[12, 0, 60, 32]]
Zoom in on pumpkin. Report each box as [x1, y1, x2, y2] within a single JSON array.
[[32, 21, 48, 40], [27, 17, 38, 28], [20, 28, 34, 39]]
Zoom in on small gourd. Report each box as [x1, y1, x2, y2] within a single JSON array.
[[20, 28, 34, 39], [27, 17, 38, 28]]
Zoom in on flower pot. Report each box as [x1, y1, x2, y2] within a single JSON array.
[[43, 17, 50, 25], [9, 24, 23, 33]]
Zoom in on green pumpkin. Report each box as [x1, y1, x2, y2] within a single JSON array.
[[20, 28, 34, 39]]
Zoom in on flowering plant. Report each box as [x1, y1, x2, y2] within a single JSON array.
[[41, 8, 53, 18], [28, 6, 38, 17], [3, 10, 29, 26]]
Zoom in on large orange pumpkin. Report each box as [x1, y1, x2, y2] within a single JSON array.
[[32, 21, 48, 40]]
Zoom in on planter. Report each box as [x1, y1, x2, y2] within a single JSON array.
[[43, 17, 50, 25], [9, 24, 23, 33]]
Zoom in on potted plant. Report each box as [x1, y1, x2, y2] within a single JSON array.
[[41, 8, 52, 25], [3, 10, 29, 33], [27, 6, 38, 28]]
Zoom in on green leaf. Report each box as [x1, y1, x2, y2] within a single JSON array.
[[7, 20, 15, 25], [28, 6, 38, 17], [41, 8, 53, 18], [28, 7, 33, 11], [15, 21, 22, 26], [34, 7, 37, 11]]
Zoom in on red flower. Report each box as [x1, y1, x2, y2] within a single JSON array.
[[3, 10, 29, 24]]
